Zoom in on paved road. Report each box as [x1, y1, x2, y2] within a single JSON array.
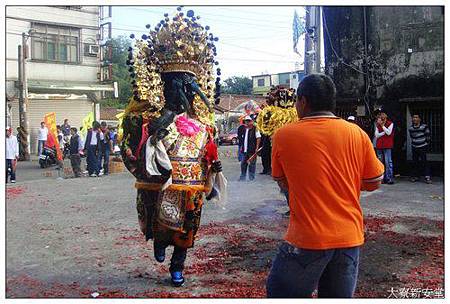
[[6, 145, 444, 297]]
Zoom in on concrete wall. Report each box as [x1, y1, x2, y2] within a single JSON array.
[[323, 6, 444, 103], [6, 6, 100, 86], [323, 6, 444, 174]]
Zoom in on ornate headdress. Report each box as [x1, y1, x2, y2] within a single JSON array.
[[256, 86, 298, 136], [125, 6, 221, 116]]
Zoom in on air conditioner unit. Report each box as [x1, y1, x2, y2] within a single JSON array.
[[89, 45, 99, 55]]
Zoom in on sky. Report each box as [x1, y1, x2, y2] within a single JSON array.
[[110, 6, 313, 80]]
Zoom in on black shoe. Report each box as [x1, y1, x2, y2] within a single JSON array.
[[154, 246, 165, 263], [259, 171, 267, 175], [170, 271, 185, 287], [410, 177, 418, 182], [239, 177, 246, 182], [387, 180, 394, 185]]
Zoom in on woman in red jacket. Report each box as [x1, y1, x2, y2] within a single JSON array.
[[375, 112, 394, 184]]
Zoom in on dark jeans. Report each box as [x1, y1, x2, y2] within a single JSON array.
[[281, 188, 289, 205], [70, 154, 82, 177], [154, 240, 188, 272], [240, 152, 256, 180], [376, 148, 393, 182], [98, 145, 110, 174], [267, 242, 360, 298], [261, 148, 272, 174], [86, 145, 100, 175], [412, 147, 431, 178], [6, 159, 16, 182]]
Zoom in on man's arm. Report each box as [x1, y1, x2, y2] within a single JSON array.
[[374, 128, 385, 139], [425, 125, 431, 144], [361, 174, 383, 191], [382, 123, 393, 136], [255, 137, 261, 151]]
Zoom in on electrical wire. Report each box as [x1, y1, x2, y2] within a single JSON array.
[[322, 11, 366, 75], [120, 6, 293, 25]]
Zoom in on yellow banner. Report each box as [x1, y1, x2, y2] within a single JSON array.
[[80, 111, 94, 140], [43, 112, 63, 161]]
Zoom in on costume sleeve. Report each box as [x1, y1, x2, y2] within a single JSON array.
[[271, 132, 285, 180], [382, 123, 393, 136], [362, 132, 384, 180]]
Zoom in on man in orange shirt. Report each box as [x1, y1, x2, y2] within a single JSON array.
[[266, 74, 384, 298]]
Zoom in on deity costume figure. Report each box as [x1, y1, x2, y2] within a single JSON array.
[[119, 7, 226, 287], [256, 86, 298, 137]]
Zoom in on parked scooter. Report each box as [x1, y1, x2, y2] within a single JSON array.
[[39, 146, 58, 168]]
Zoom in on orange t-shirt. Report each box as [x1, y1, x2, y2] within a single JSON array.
[[272, 116, 384, 250]]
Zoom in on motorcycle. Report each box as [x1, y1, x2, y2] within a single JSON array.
[[39, 146, 58, 168]]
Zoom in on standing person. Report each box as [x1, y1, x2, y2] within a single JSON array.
[[374, 112, 395, 184], [259, 133, 272, 175], [6, 127, 19, 183], [61, 119, 71, 136], [37, 121, 48, 156], [408, 113, 432, 183], [84, 121, 103, 177], [266, 74, 384, 298], [237, 122, 246, 162], [239, 116, 261, 181], [98, 121, 113, 176], [69, 127, 84, 178]]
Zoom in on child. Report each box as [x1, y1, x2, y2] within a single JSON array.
[[69, 127, 84, 177]]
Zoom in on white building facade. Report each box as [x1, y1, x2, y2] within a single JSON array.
[[6, 6, 114, 154]]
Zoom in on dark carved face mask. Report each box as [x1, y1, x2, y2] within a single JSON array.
[[162, 72, 211, 115]]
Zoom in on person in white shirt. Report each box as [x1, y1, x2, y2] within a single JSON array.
[[37, 122, 48, 156], [6, 127, 19, 183], [239, 115, 261, 181]]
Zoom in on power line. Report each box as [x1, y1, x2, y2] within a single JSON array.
[[119, 7, 291, 29], [322, 11, 366, 75], [119, 6, 292, 25]]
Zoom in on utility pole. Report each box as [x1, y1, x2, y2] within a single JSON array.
[[314, 7, 322, 73], [18, 33, 30, 160], [304, 6, 313, 75]]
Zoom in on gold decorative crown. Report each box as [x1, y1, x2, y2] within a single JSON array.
[[126, 6, 221, 110], [266, 86, 296, 108]]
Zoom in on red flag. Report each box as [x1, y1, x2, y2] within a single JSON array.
[[44, 112, 63, 161]]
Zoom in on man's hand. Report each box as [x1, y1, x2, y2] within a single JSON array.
[[274, 176, 288, 192]]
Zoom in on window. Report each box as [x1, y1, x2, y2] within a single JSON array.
[[31, 23, 80, 63], [257, 79, 265, 87]]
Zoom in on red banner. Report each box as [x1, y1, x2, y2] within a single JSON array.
[[43, 112, 63, 161]]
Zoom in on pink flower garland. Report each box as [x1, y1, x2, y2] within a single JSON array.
[[175, 115, 201, 137]]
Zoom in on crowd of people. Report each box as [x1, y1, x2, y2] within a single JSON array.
[[6, 118, 120, 182], [233, 106, 434, 186]]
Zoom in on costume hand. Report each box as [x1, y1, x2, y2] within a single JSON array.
[[211, 160, 222, 173]]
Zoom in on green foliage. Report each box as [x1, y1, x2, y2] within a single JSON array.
[[222, 76, 253, 95], [100, 98, 126, 109], [101, 36, 133, 107]]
